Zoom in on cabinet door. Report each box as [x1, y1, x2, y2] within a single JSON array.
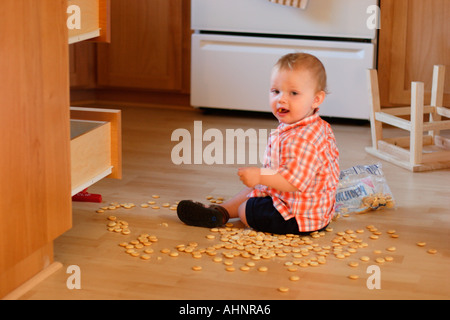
[[378, 0, 450, 107], [0, 0, 71, 296], [70, 42, 97, 88], [97, 0, 183, 91]]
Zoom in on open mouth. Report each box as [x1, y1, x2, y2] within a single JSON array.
[[277, 107, 289, 114]]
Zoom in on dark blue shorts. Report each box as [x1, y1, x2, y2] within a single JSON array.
[[245, 196, 327, 235]]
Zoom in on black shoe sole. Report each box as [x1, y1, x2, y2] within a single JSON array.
[[177, 200, 224, 228]]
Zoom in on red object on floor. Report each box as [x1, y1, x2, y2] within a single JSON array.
[[72, 188, 102, 203]]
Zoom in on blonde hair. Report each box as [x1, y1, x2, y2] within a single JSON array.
[[274, 53, 328, 94]]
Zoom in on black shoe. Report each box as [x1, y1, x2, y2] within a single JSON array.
[[177, 200, 229, 228]]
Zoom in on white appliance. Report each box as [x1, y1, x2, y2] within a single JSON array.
[[191, 0, 378, 120]]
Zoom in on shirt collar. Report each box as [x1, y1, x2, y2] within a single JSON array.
[[276, 108, 320, 134]]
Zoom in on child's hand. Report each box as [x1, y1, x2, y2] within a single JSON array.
[[237, 167, 261, 188], [239, 167, 299, 192]]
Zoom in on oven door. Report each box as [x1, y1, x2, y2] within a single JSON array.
[[191, 33, 375, 119]]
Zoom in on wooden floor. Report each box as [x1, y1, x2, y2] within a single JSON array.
[[20, 105, 450, 300]]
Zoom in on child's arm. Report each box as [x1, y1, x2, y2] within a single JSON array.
[[238, 167, 298, 192]]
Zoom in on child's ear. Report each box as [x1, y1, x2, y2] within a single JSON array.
[[312, 90, 326, 109]]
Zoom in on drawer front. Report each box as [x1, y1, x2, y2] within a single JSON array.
[[191, 33, 375, 119], [70, 107, 122, 195], [67, 0, 110, 44], [71, 120, 112, 195]]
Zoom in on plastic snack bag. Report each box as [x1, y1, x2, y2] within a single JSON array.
[[335, 163, 395, 215]]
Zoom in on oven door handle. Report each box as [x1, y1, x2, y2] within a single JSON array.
[[269, 0, 310, 10]]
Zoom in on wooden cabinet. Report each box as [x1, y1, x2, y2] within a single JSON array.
[[0, 0, 72, 298], [70, 42, 97, 88], [97, 0, 189, 92], [0, 0, 120, 299], [70, 0, 191, 106], [68, 0, 110, 88], [378, 0, 450, 107]]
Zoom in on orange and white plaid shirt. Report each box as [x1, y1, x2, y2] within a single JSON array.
[[250, 110, 339, 232]]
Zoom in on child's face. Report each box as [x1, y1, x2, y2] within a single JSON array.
[[270, 67, 325, 124]]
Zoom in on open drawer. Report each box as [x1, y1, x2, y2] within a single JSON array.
[[70, 107, 122, 196], [67, 0, 110, 44]]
